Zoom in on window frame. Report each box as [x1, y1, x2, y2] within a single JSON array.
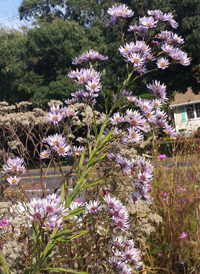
[[185, 102, 200, 121]]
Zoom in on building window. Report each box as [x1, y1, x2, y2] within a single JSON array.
[[186, 104, 194, 119], [185, 103, 200, 120]]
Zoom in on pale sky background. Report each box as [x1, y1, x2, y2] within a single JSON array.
[[0, 0, 30, 29]]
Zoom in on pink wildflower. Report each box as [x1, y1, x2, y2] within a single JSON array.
[[180, 232, 188, 239], [1, 219, 9, 226]]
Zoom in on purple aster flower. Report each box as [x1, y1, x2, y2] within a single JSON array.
[[109, 112, 124, 124], [128, 23, 138, 32], [85, 80, 102, 92], [46, 112, 63, 124], [155, 108, 167, 120], [148, 9, 164, 21], [6, 175, 21, 186], [129, 191, 142, 204], [171, 33, 184, 44], [127, 127, 143, 142], [119, 265, 132, 274], [137, 65, 148, 75], [137, 98, 153, 113], [114, 217, 130, 230], [158, 253, 162, 256], [85, 200, 103, 214], [29, 207, 45, 221], [163, 12, 179, 29], [139, 16, 158, 28], [112, 236, 126, 247], [105, 16, 117, 26], [156, 57, 170, 69], [43, 216, 63, 231], [157, 30, 173, 42], [4, 157, 25, 173], [163, 124, 177, 139], [137, 171, 153, 183], [124, 247, 141, 262], [47, 193, 62, 204], [64, 97, 78, 105], [107, 4, 134, 18], [125, 109, 145, 128], [179, 55, 191, 66], [127, 53, 146, 67], [104, 194, 121, 210], [72, 49, 108, 64], [137, 25, 148, 35], [126, 95, 138, 104], [108, 257, 122, 268], [118, 43, 132, 57], [53, 143, 71, 157], [63, 107, 79, 117]]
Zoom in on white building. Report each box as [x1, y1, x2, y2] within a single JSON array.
[[169, 88, 200, 135]]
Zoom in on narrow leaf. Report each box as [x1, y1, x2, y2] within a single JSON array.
[[82, 177, 107, 190], [0, 250, 10, 274], [31, 220, 38, 245], [77, 147, 86, 181], [43, 267, 88, 273]]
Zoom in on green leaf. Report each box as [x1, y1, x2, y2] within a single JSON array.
[[116, 95, 127, 106], [87, 132, 92, 156], [52, 227, 83, 240], [88, 153, 107, 168], [99, 129, 114, 145], [65, 177, 88, 208], [53, 230, 88, 244], [31, 220, 38, 245], [42, 267, 88, 273], [77, 147, 86, 181], [0, 250, 10, 274], [23, 268, 31, 274], [86, 145, 108, 166], [82, 177, 107, 190], [92, 120, 98, 139]]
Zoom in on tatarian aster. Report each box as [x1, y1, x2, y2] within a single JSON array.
[[139, 16, 158, 28], [85, 200, 103, 213], [40, 149, 51, 159], [6, 176, 21, 186], [156, 57, 170, 69], [127, 127, 143, 142], [105, 17, 118, 26], [72, 49, 108, 65], [107, 4, 134, 18]]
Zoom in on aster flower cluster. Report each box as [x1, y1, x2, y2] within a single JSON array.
[[26, 194, 68, 231], [118, 41, 154, 71], [67, 68, 102, 105], [107, 6, 190, 72], [85, 196, 142, 271], [107, 4, 134, 18], [104, 195, 130, 231], [109, 236, 143, 272], [148, 9, 179, 28], [72, 49, 108, 65], [109, 83, 176, 141], [46, 104, 79, 124], [41, 133, 71, 158], [1, 157, 26, 186], [107, 153, 153, 203], [41, 133, 85, 159]]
